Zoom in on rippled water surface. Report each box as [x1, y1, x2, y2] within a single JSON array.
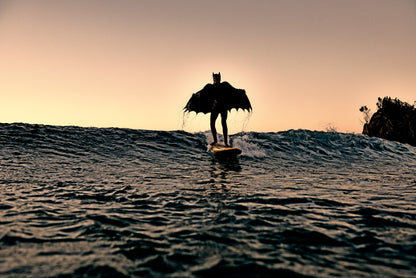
[[1, 123, 416, 277]]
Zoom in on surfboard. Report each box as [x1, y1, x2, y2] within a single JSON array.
[[211, 144, 242, 155]]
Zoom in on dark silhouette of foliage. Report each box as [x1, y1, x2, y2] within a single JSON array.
[[362, 97, 416, 146], [376, 97, 414, 111], [359, 106, 371, 124]]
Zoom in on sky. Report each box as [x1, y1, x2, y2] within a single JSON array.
[[1, 0, 415, 134]]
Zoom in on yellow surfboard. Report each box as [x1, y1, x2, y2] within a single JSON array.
[[211, 144, 242, 155]]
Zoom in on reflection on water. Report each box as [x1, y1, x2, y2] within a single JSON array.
[[210, 153, 242, 173]]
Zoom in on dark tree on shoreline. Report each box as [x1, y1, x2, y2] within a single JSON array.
[[361, 97, 416, 146], [359, 106, 371, 124]]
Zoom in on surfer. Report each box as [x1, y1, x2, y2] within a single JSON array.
[[184, 72, 252, 147], [210, 73, 228, 146]]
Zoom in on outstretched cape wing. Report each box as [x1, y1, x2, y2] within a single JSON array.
[[221, 82, 252, 112], [184, 84, 215, 114], [184, 82, 252, 114]]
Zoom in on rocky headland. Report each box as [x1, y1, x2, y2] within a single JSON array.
[[361, 97, 416, 146]]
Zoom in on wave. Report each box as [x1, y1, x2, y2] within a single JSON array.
[[1, 123, 415, 165], [234, 129, 416, 164]]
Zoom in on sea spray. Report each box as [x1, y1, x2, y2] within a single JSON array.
[[231, 133, 267, 158]]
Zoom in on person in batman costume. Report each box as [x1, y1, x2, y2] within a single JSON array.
[[184, 72, 252, 147]]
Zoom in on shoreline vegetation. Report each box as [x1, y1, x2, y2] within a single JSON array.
[[360, 97, 416, 146]]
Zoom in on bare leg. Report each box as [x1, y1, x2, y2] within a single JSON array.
[[210, 111, 219, 145], [221, 110, 228, 146]]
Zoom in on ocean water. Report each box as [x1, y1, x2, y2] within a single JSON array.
[[0, 123, 415, 278]]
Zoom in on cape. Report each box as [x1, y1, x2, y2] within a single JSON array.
[[184, 82, 252, 114]]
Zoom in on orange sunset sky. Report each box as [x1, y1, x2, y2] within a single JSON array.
[[1, 0, 415, 134]]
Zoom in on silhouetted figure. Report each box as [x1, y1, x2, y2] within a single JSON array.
[[210, 73, 228, 146], [184, 72, 252, 146]]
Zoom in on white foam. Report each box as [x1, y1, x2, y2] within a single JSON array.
[[232, 134, 267, 158]]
